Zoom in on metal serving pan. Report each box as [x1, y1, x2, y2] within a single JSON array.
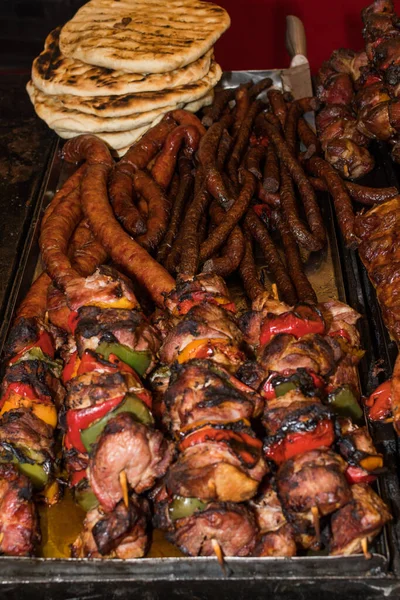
[[0, 69, 399, 599]]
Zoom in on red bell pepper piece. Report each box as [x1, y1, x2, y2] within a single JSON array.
[[260, 305, 325, 347], [0, 382, 40, 406], [67, 311, 79, 335], [364, 380, 392, 421], [62, 351, 79, 384], [77, 351, 118, 377], [177, 291, 236, 316], [345, 465, 376, 485], [179, 426, 262, 468], [65, 394, 124, 454], [70, 469, 87, 488], [264, 419, 335, 464], [329, 329, 352, 344], [9, 330, 55, 364]]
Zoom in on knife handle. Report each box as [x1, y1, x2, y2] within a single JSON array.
[[286, 15, 307, 60]]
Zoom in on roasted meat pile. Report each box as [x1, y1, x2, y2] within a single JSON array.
[[0, 81, 392, 563], [316, 0, 400, 171], [147, 277, 390, 558]]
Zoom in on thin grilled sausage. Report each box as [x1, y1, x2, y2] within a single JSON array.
[[166, 109, 206, 136], [178, 187, 211, 277], [262, 117, 326, 250], [239, 233, 264, 301], [267, 89, 288, 128], [109, 167, 146, 236], [233, 84, 250, 137], [227, 100, 263, 188], [273, 210, 317, 303], [244, 145, 265, 180], [202, 202, 245, 277], [307, 156, 357, 247], [284, 102, 302, 153], [151, 125, 201, 190], [309, 177, 399, 205], [201, 88, 235, 127], [199, 170, 256, 263], [244, 210, 297, 305], [198, 114, 235, 209], [263, 145, 280, 193], [249, 77, 273, 99], [297, 118, 321, 159], [134, 170, 171, 252], [157, 156, 194, 265]]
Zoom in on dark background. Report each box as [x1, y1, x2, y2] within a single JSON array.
[[2, 0, 400, 75]]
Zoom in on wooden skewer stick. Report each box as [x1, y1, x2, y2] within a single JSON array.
[[211, 538, 228, 576], [271, 283, 279, 301], [361, 537, 372, 560], [311, 506, 320, 545], [119, 470, 129, 508]]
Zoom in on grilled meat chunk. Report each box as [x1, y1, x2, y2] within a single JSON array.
[[248, 479, 287, 533], [66, 266, 139, 312], [319, 300, 361, 348], [160, 302, 244, 369], [330, 483, 391, 555], [168, 502, 257, 557], [165, 273, 232, 316], [337, 422, 383, 474], [71, 495, 150, 558], [254, 524, 297, 557], [0, 464, 39, 556], [0, 409, 54, 463], [163, 360, 263, 435], [277, 448, 351, 516], [2, 360, 65, 410], [65, 370, 127, 411], [75, 306, 160, 367], [262, 390, 330, 437], [166, 438, 267, 503], [3, 318, 46, 361], [89, 413, 174, 512], [258, 334, 340, 377]]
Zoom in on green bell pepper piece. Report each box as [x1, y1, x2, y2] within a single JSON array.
[[275, 381, 298, 397], [327, 385, 363, 422], [17, 461, 49, 489], [75, 485, 99, 512], [96, 342, 151, 376], [81, 394, 154, 453], [16, 347, 62, 378], [168, 496, 208, 521]]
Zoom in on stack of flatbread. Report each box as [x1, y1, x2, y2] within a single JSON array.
[[27, 0, 230, 155]]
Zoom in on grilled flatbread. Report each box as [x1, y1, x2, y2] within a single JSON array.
[[59, 0, 230, 74], [55, 122, 155, 149], [52, 92, 214, 149], [27, 81, 184, 132], [27, 61, 221, 119], [32, 28, 213, 97]]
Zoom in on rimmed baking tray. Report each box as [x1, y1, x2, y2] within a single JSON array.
[[0, 70, 398, 597]]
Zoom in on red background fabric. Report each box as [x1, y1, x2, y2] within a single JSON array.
[[212, 0, 400, 73]]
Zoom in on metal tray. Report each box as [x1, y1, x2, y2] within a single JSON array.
[[0, 70, 399, 598]]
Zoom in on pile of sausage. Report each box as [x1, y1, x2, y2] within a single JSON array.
[[0, 95, 393, 560]]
